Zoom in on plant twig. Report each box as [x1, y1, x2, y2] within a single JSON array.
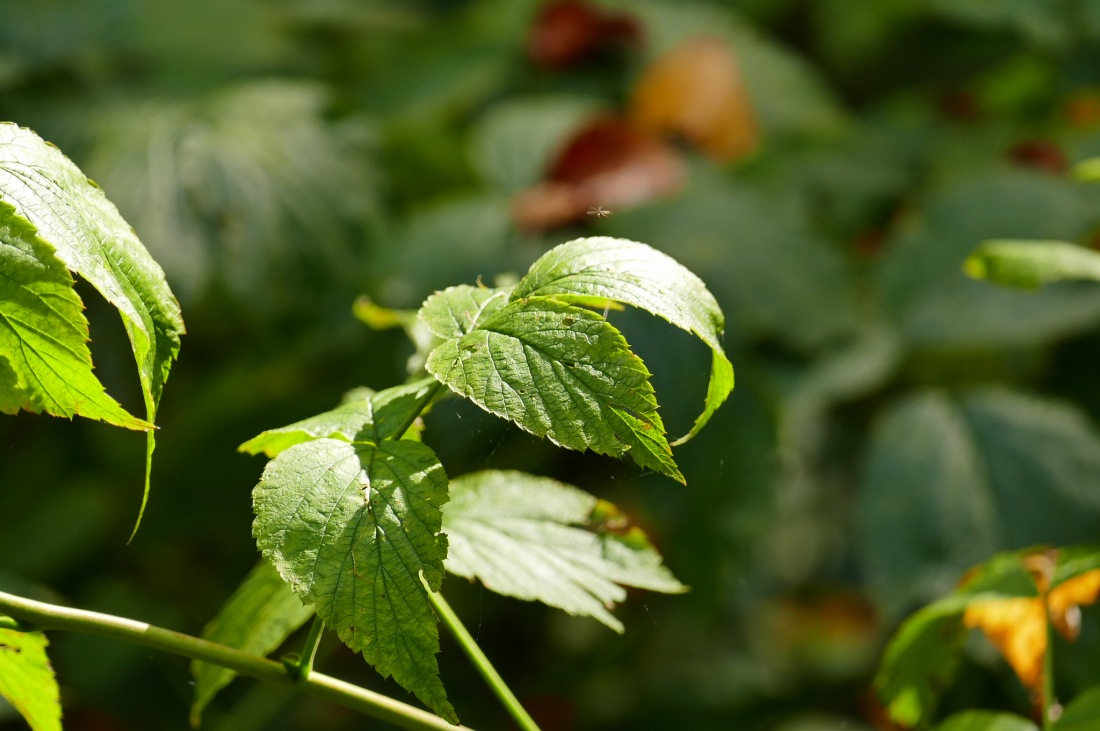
[[424, 580, 541, 731], [0, 590, 470, 731]]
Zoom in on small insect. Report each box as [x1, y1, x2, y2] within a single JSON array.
[[587, 205, 611, 218]]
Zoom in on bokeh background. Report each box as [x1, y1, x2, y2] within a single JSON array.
[[4, 1, 1100, 729]]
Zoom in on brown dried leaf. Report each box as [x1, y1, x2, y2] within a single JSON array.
[[511, 115, 685, 230], [527, 0, 641, 70]]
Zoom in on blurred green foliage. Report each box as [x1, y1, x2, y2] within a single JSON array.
[[4, 0, 1100, 729]]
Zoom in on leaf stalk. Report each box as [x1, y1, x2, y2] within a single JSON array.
[[425, 581, 541, 731]]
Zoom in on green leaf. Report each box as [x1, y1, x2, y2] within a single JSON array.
[[1075, 156, 1100, 182], [0, 122, 183, 423], [858, 388, 1100, 614], [602, 179, 861, 351], [190, 561, 314, 728], [0, 628, 60, 731], [467, 95, 602, 192], [877, 172, 1100, 347], [875, 552, 1039, 727], [1055, 685, 1100, 731], [512, 236, 732, 445], [1053, 546, 1100, 588], [965, 240, 1100, 290], [352, 297, 440, 375], [935, 710, 1040, 731], [252, 437, 455, 722], [0, 200, 148, 428], [443, 470, 686, 633], [858, 390, 999, 614], [240, 378, 441, 458], [424, 293, 684, 483], [0, 123, 184, 535], [85, 81, 376, 305]]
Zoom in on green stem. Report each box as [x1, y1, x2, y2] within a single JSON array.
[[0, 590, 471, 731], [290, 615, 325, 682], [391, 379, 445, 440], [1043, 606, 1056, 731], [424, 582, 541, 731]]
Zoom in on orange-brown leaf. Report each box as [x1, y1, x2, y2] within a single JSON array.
[[963, 597, 1047, 692], [1049, 569, 1100, 640], [629, 36, 758, 162]]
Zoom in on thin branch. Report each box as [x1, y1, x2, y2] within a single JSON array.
[[0, 590, 471, 731], [425, 582, 541, 731]]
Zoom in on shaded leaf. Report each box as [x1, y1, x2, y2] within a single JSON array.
[[626, 1, 849, 141], [425, 295, 683, 482], [0, 201, 147, 428], [252, 437, 454, 721], [469, 95, 602, 192], [877, 172, 1100, 347], [859, 388, 1100, 614], [0, 628, 60, 731], [965, 240, 1100, 290], [443, 470, 685, 632], [512, 236, 732, 444], [190, 562, 314, 728], [1055, 685, 1100, 731], [85, 81, 376, 306]]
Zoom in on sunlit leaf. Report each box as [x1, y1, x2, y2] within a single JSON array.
[[512, 236, 732, 444], [0, 201, 147, 428], [252, 437, 454, 722], [0, 123, 184, 423], [443, 470, 685, 632], [190, 562, 314, 727], [239, 379, 441, 458], [0, 628, 60, 731], [425, 294, 683, 482], [1074, 156, 1100, 182], [934, 710, 1039, 731], [965, 240, 1100, 290]]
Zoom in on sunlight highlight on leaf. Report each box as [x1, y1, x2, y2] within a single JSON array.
[[443, 470, 686, 632]]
